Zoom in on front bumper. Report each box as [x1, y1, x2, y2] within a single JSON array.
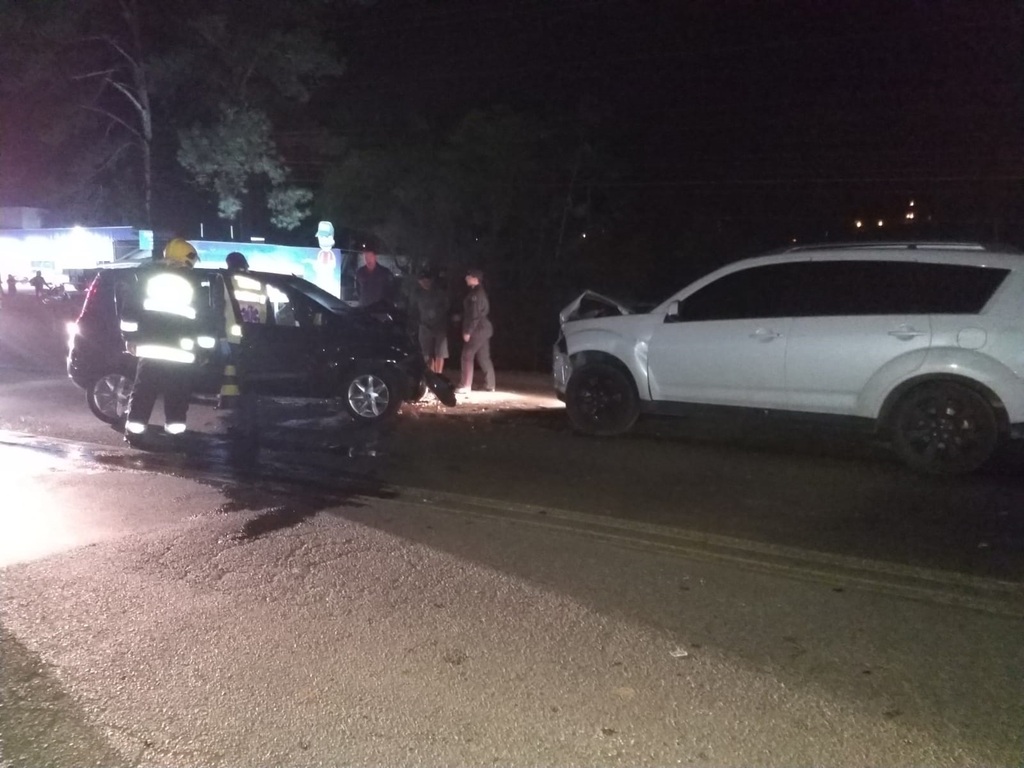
[[552, 340, 571, 396]]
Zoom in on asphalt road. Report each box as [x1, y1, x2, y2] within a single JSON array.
[[1, 310, 1023, 765], [2, 347, 1023, 583]]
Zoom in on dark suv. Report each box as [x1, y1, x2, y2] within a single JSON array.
[[67, 266, 453, 425]]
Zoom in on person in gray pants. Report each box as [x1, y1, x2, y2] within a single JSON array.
[[456, 268, 495, 393]]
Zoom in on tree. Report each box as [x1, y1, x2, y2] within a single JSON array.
[[0, 0, 345, 229], [174, 14, 344, 233], [177, 106, 312, 230], [0, 0, 166, 222]]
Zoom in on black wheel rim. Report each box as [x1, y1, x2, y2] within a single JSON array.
[[898, 389, 994, 469], [576, 370, 628, 427]]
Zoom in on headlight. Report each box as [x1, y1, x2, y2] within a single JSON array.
[[179, 338, 195, 351], [197, 336, 216, 349]]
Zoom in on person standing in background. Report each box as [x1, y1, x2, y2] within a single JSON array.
[[225, 251, 249, 271], [355, 249, 394, 307], [412, 268, 449, 374], [456, 268, 495, 393], [29, 271, 51, 300]]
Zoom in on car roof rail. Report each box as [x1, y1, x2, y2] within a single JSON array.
[[779, 241, 1000, 253]]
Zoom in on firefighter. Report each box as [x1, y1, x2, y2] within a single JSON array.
[[120, 238, 213, 448]]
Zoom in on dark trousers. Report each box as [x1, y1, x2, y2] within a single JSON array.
[[227, 392, 260, 439], [127, 358, 193, 427], [460, 332, 495, 390]]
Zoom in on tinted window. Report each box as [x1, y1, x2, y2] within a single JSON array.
[[784, 261, 1008, 316], [284, 276, 351, 312], [904, 262, 1007, 314], [676, 263, 802, 321]]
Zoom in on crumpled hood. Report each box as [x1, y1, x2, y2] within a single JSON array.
[[559, 290, 633, 325]]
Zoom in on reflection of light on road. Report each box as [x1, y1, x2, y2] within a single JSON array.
[[456, 391, 563, 408], [0, 444, 80, 567]]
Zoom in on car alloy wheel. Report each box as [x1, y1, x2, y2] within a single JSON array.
[[565, 361, 639, 436], [343, 370, 399, 423], [88, 372, 134, 424], [891, 382, 1000, 474]]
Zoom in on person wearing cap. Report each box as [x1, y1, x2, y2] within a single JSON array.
[[456, 268, 495, 393], [412, 268, 450, 374]]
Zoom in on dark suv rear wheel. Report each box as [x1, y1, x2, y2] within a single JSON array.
[[565, 361, 640, 436], [88, 371, 134, 424], [890, 381, 1000, 474]]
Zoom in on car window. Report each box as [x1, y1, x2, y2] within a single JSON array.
[[900, 262, 1008, 314], [258, 276, 318, 328], [676, 263, 801, 321], [229, 273, 271, 325], [784, 261, 1009, 316], [283, 277, 351, 313]]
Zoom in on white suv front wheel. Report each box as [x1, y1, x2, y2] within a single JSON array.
[[890, 381, 1000, 474], [565, 361, 640, 436]]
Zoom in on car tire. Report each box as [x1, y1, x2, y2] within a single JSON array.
[[88, 370, 134, 425], [890, 381, 1000, 474], [409, 376, 429, 402], [565, 361, 640, 436], [341, 367, 402, 425]]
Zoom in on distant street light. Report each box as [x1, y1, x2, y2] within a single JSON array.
[[877, 220, 884, 227], [855, 220, 863, 228]]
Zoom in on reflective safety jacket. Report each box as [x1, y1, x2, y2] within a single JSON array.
[[118, 266, 225, 364]]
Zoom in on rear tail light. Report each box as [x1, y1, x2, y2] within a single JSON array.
[[77, 276, 101, 321]]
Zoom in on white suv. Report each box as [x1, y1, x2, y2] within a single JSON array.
[[553, 242, 1024, 473]]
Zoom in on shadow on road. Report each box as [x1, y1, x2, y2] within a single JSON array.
[[90, 426, 400, 543]]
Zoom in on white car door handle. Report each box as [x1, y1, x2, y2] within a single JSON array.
[[887, 327, 927, 340], [749, 328, 782, 341]]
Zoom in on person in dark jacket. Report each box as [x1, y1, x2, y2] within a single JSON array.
[[120, 238, 212, 448], [412, 268, 450, 374], [355, 249, 394, 307], [225, 251, 249, 271], [29, 271, 51, 299], [456, 268, 495, 393]]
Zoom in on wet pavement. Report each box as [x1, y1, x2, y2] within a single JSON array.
[[1, 351, 1024, 583], [1, 431, 1022, 766], [1, 326, 1024, 764]]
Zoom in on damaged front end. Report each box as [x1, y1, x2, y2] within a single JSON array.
[[553, 290, 634, 396], [558, 290, 634, 325]]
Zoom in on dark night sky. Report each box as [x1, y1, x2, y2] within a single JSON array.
[[334, 1, 1020, 163], [327, 0, 1023, 245], [1, 0, 1020, 251]]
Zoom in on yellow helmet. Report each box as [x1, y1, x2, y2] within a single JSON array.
[[163, 238, 199, 267]]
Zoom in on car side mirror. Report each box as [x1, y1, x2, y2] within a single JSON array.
[[664, 300, 683, 323]]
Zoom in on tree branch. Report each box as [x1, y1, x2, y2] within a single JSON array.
[[81, 104, 143, 142]]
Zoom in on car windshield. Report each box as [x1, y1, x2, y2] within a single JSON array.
[[267, 274, 352, 313]]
